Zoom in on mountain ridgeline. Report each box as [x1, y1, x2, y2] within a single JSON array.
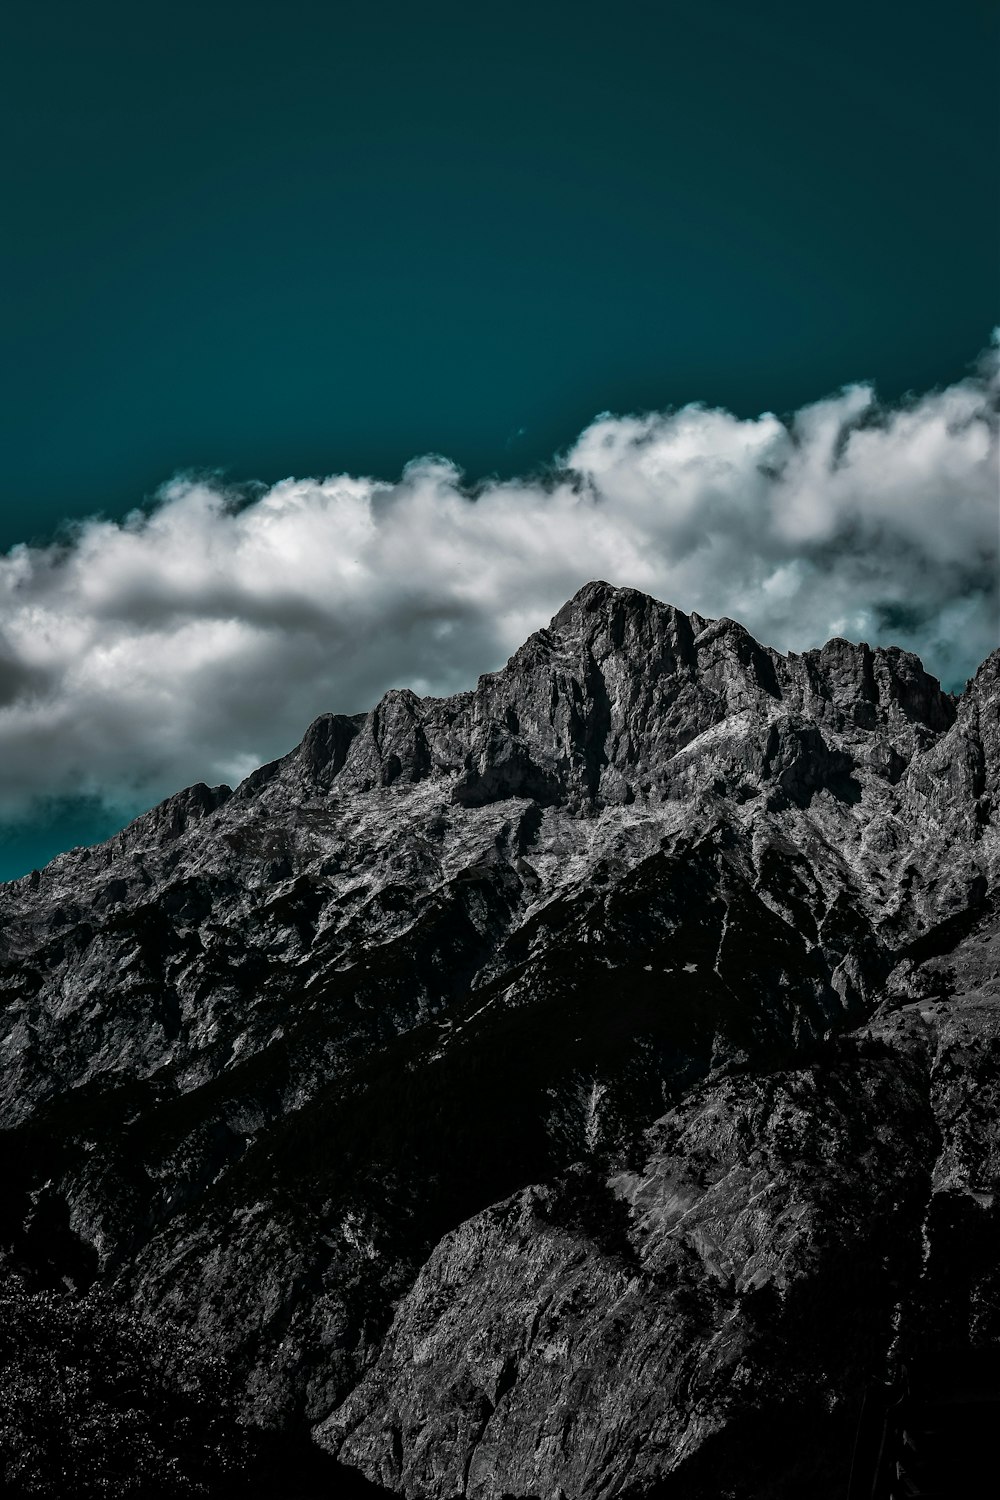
[[0, 582, 998, 1498]]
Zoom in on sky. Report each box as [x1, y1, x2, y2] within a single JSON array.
[[0, 0, 997, 877]]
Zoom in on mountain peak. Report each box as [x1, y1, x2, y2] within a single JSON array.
[[549, 577, 694, 637], [285, 582, 959, 816]]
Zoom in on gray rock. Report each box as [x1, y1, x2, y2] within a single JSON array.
[[0, 581, 996, 1497]]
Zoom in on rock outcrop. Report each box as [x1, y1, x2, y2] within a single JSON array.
[[0, 582, 997, 1497]]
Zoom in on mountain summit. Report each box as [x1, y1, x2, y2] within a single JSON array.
[[1, 584, 998, 1498]]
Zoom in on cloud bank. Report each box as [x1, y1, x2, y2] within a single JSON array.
[[0, 345, 996, 821]]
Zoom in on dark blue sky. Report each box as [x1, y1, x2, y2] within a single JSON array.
[[0, 0, 996, 877], [2, 0, 997, 549]]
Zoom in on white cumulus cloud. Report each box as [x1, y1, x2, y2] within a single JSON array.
[[0, 342, 995, 820]]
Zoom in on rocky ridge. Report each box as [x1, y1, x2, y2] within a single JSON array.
[[0, 581, 997, 1497]]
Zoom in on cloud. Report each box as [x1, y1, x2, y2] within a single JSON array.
[[0, 342, 995, 820]]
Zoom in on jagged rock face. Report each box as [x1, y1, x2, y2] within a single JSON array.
[[0, 582, 997, 1499], [323, 921, 1000, 1499]]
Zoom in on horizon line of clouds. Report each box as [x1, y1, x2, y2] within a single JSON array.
[[0, 337, 996, 824]]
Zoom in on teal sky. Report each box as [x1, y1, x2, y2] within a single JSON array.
[[3, 0, 997, 546], [0, 0, 997, 876]]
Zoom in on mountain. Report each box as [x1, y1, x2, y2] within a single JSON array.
[[0, 581, 997, 1498]]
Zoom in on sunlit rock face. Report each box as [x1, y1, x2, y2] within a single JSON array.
[[0, 582, 997, 1499]]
